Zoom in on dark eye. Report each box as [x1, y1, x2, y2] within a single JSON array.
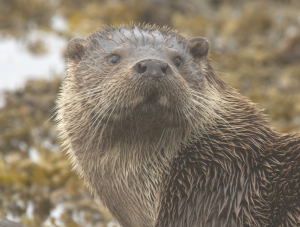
[[173, 56, 182, 68], [108, 54, 121, 65]]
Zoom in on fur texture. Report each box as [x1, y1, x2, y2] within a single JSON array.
[[55, 24, 300, 227]]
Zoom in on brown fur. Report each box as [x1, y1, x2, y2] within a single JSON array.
[[55, 24, 300, 227]]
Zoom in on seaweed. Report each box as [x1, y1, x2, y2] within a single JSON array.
[[1, 0, 300, 226]]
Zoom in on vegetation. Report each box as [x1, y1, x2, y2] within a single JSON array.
[[0, 0, 300, 226]]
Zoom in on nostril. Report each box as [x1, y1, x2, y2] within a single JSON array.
[[137, 63, 147, 73], [161, 63, 168, 75]]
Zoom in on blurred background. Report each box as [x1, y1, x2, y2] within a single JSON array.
[[0, 0, 300, 226]]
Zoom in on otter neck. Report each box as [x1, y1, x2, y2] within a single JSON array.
[[82, 137, 183, 227]]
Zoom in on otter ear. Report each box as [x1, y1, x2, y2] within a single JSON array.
[[67, 38, 88, 62], [189, 37, 209, 59]]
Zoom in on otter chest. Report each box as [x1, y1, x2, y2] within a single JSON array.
[[84, 151, 167, 227]]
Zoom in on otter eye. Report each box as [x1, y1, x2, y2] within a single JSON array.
[[108, 54, 121, 65], [173, 56, 182, 68]]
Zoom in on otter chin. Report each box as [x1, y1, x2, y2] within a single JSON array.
[[56, 24, 300, 227]]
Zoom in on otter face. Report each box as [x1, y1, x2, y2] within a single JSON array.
[[61, 25, 219, 146]]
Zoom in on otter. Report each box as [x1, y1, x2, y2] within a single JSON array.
[[55, 24, 300, 227]]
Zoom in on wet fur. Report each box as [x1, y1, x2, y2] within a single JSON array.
[[55, 24, 300, 227]]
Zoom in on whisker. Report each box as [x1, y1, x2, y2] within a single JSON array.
[[65, 80, 118, 105], [85, 103, 112, 150], [97, 100, 119, 149], [179, 100, 200, 137], [189, 102, 228, 144], [89, 96, 110, 120], [188, 89, 220, 101], [45, 113, 57, 125], [61, 88, 104, 109], [185, 103, 212, 143], [190, 93, 236, 134], [66, 82, 117, 110]]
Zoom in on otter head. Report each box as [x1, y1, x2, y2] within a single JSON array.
[[59, 25, 223, 152]]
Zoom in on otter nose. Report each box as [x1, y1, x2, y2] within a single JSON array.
[[134, 59, 171, 79]]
